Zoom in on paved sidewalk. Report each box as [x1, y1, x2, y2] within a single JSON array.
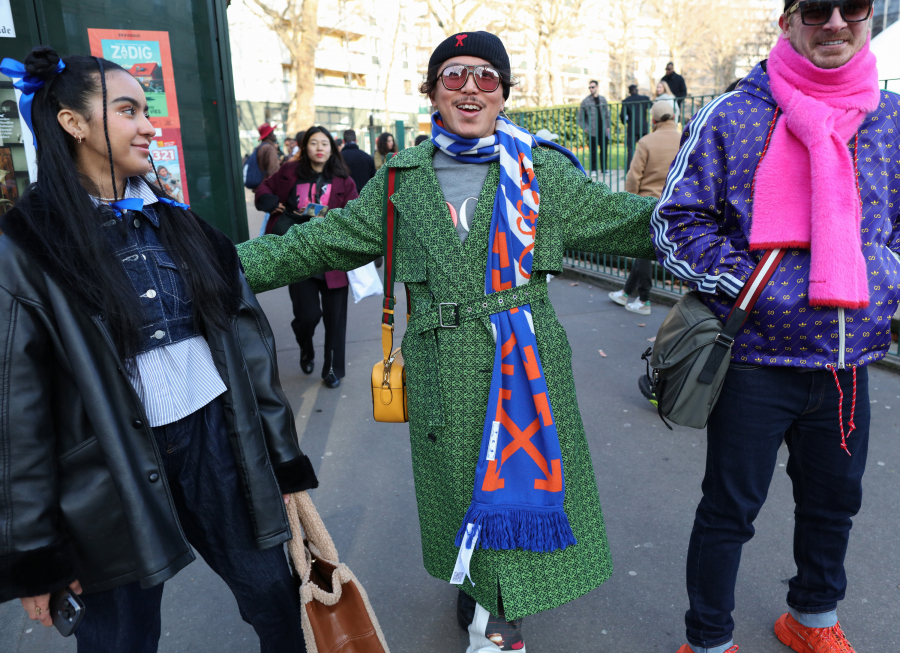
[[4, 199, 898, 652]]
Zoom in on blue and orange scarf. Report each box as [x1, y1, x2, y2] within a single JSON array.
[[432, 113, 584, 553]]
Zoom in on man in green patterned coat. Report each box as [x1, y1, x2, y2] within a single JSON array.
[[237, 32, 657, 651]]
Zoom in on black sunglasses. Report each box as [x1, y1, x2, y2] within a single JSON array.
[[786, 0, 873, 26], [439, 64, 502, 92]]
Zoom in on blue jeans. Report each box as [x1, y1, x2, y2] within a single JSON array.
[[75, 398, 306, 653], [685, 365, 869, 650]]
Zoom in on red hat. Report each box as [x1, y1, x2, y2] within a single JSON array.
[[257, 123, 276, 141]]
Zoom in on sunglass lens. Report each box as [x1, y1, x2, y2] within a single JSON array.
[[801, 1, 833, 24], [442, 66, 466, 90], [476, 67, 500, 91], [842, 0, 872, 20]]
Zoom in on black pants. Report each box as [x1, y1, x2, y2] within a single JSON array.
[[623, 258, 653, 302], [685, 365, 869, 649], [75, 399, 305, 653], [288, 277, 348, 379], [589, 133, 607, 173], [625, 136, 638, 173]]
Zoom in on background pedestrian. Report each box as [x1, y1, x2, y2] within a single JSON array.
[[661, 61, 687, 99], [374, 131, 398, 170], [654, 80, 681, 122], [255, 126, 358, 389], [611, 99, 681, 318], [620, 83, 651, 171], [283, 136, 297, 161], [340, 128, 377, 194], [577, 79, 610, 175], [255, 122, 281, 179]]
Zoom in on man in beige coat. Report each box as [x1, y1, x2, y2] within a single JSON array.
[[625, 100, 681, 198]]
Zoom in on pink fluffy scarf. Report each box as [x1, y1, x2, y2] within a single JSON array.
[[751, 36, 880, 309]]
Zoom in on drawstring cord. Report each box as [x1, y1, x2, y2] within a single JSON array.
[[826, 364, 856, 457]]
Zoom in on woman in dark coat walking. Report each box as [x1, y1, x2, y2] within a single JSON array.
[[0, 47, 316, 653], [256, 127, 358, 389]]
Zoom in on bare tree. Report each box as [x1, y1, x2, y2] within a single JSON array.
[[646, 0, 710, 78], [373, 1, 406, 128], [505, 0, 590, 106], [421, 0, 485, 35], [692, 0, 777, 94], [606, 0, 647, 101], [245, 0, 320, 133]]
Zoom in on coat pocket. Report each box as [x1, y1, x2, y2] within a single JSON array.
[[58, 437, 138, 587]]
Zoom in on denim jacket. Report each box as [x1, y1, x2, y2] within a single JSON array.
[[99, 203, 197, 354]]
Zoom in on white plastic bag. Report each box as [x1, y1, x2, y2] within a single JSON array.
[[347, 262, 381, 304]]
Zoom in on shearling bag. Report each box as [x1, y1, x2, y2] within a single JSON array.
[[286, 492, 391, 653]]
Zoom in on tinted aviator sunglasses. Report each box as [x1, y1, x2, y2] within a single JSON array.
[[785, 0, 873, 25], [439, 64, 502, 92]]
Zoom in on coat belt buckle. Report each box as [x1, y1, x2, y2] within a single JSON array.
[[439, 303, 460, 328]]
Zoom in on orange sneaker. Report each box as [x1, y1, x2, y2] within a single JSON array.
[[676, 645, 739, 653], [774, 613, 856, 652]]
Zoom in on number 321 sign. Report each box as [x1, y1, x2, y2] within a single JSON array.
[[88, 28, 189, 203]]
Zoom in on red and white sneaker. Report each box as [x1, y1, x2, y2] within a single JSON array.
[[676, 645, 739, 653], [774, 613, 856, 652]]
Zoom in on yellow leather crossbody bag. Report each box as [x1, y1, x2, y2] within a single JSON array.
[[372, 166, 409, 423]]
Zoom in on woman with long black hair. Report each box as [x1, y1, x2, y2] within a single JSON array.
[[256, 126, 358, 389], [0, 47, 315, 652]]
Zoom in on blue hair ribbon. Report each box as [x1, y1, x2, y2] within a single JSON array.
[[110, 197, 144, 218], [0, 57, 66, 148], [157, 196, 190, 211]]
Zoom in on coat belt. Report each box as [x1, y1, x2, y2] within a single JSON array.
[[406, 281, 550, 430], [407, 281, 549, 334]]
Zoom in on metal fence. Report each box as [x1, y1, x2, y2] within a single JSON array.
[[507, 79, 900, 362]]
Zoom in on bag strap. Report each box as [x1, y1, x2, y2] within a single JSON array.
[[285, 492, 340, 578], [380, 167, 411, 364], [696, 248, 785, 384]]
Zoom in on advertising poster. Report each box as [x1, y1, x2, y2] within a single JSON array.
[[150, 129, 186, 204], [88, 28, 188, 201]]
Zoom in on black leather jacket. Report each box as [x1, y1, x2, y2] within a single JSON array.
[[0, 200, 317, 602]]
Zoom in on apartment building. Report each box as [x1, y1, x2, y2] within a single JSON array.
[[228, 0, 420, 155]]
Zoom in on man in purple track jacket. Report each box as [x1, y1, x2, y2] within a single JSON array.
[[652, 2, 900, 652]]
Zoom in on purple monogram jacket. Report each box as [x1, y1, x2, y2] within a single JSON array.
[[652, 62, 900, 370]]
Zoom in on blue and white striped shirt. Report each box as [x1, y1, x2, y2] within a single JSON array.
[[113, 179, 227, 427]]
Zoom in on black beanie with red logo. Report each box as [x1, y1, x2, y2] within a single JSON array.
[[428, 31, 512, 99]]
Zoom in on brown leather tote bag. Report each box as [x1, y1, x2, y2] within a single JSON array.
[[286, 492, 391, 653]]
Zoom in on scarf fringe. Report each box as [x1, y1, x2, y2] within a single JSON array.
[[454, 505, 577, 553]]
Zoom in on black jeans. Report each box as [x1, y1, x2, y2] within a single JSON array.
[[75, 398, 306, 653], [589, 133, 607, 173], [623, 258, 653, 302], [685, 365, 869, 649], [288, 277, 348, 378]]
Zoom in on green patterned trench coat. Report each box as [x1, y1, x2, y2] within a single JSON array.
[[237, 142, 656, 620]]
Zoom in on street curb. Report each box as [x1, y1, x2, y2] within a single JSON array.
[[560, 264, 900, 374]]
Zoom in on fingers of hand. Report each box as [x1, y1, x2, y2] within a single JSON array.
[[70, 580, 83, 595], [283, 493, 291, 505], [23, 595, 51, 623]]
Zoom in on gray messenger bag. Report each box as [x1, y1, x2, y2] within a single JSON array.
[[642, 249, 783, 429]]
